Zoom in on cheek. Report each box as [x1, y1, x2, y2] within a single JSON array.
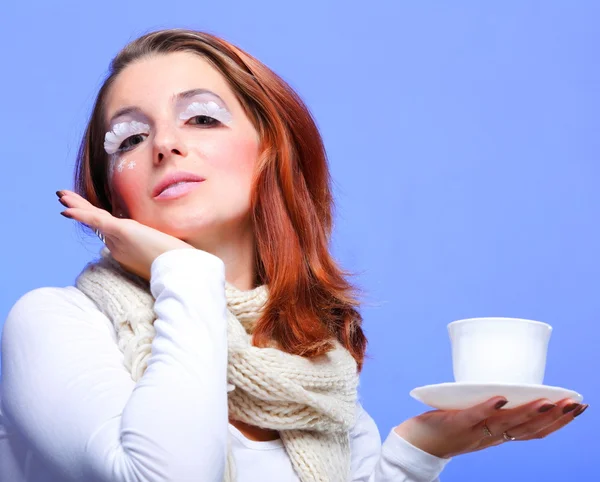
[[190, 133, 258, 181], [109, 153, 149, 211]]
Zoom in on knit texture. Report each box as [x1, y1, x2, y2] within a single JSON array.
[[75, 248, 360, 482]]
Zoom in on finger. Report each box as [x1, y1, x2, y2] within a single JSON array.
[[62, 207, 114, 233], [58, 191, 97, 210], [57, 189, 83, 198], [458, 396, 510, 427], [492, 401, 563, 441], [483, 397, 564, 440], [509, 400, 587, 441]]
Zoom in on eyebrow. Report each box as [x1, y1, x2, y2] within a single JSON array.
[[106, 88, 227, 126]]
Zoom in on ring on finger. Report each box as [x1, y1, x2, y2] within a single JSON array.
[[502, 431, 517, 442], [482, 420, 493, 438]]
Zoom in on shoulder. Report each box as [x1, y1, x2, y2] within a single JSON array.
[[2, 286, 113, 344], [9, 285, 100, 310], [1, 286, 118, 418]]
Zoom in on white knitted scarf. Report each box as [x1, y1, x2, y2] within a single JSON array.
[[75, 248, 359, 482]]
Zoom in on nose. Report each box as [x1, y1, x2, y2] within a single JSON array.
[[152, 123, 188, 164]]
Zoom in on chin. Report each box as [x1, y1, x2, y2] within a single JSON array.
[[161, 221, 210, 238], [158, 213, 218, 239]]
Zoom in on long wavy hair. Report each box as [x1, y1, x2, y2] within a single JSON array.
[[74, 28, 368, 371]]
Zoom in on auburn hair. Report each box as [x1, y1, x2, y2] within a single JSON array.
[[74, 28, 368, 371]]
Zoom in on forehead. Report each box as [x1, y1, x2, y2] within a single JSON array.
[[105, 52, 231, 119]]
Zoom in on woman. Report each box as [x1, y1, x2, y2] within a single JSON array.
[[0, 28, 587, 482]]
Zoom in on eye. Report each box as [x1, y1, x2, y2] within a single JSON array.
[[188, 115, 221, 127], [112, 115, 220, 154], [119, 134, 147, 152]]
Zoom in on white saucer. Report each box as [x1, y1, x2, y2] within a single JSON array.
[[410, 382, 583, 410]]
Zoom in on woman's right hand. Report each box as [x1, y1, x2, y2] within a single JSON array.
[[57, 189, 196, 281]]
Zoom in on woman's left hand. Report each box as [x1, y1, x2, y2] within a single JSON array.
[[394, 396, 588, 459]]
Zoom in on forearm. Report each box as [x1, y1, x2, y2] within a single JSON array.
[[1, 249, 230, 482], [84, 249, 229, 480]]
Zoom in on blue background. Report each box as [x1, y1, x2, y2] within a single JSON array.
[[1, 1, 597, 480]]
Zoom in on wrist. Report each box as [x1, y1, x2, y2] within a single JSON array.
[[393, 421, 451, 459]]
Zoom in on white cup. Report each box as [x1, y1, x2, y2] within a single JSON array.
[[447, 317, 553, 385]]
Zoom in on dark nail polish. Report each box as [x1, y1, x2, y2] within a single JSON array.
[[60, 211, 72, 218], [538, 403, 557, 413], [573, 404, 589, 418], [563, 403, 580, 414], [495, 400, 508, 409], [58, 197, 68, 207], [56, 190, 63, 198]]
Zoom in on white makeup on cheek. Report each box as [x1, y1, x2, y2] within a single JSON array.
[[112, 158, 137, 176], [116, 158, 127, 173], [104, 120, 150, 155], [179, 100, 232, 125], [106, 157, 124, 181]]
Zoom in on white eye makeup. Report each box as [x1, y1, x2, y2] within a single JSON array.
[[179, 100, 233, 125], [104, 120, 150, 155], [103, 91, 233, 179]]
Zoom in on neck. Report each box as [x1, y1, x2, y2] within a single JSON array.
[[185, 223, 258, 291]]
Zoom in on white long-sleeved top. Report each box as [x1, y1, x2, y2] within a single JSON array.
[[0, 249, 451, 482]]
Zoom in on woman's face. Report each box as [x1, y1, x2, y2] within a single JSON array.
[[103, 51, 260, 244]]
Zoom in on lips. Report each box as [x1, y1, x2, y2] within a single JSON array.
[[152, 171, 206, 198]]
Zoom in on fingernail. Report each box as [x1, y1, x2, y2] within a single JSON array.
[[60, 211, 72, 218], [495, 400, 508, 409], [58, 197, 68, 207], [538, 403, 557, 413], [56, 190, 63, 197], [563, 403, 580, 414], [573, 404, 589, 418]]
